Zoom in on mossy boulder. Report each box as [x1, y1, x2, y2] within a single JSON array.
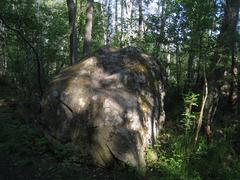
[[40, 47, 165, 168]]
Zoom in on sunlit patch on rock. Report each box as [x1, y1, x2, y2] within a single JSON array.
[[40, 46, 165, 168]]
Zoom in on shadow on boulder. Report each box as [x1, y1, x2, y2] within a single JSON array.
[[40, 46, 165, 168]]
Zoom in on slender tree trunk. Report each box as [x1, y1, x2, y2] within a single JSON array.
[[83, 0, 93, 56], [120, 0, 124, 47], [166, 50, 171, 82], [115, 0, 118, 33], [229, 41, 239, 112], [196, 35, 203, 84], [187, 50, 194, 86], [138, 0, 143, 39], [186, 38, 197, 88], [78, 0, 84, 43], [67, 0, 78, 65], [160, 0, 166, 36], [106, 0, 113, 45], [176, 44, 181, 94], [1, 43, 7, 75], [164, 45, 171, 83], [127, 0, 134, 46]]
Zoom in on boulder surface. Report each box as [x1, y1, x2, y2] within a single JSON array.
[[40, 47, 165, 168]]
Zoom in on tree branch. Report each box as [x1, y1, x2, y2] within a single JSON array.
[[0, 14, 43, 98]]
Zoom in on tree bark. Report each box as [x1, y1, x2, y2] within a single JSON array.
[[166, 50, 171, 81], [138, 0, 143, 39], [83, 0, 93, 56], [120, 0, 124, 47], [229, 41, 239, 112], [106, 0, 113, 45], [78, 0, 84, 42], [228, 0, 240, 112], [67, 0, 78, 64], [204, 0, 240, 130], [187, 50, 194, 86], [211, 0, 240, 67], [176, 43, 181, 94], [127, 0, 134, 46], [115, 0, 118, 33], [160, 0, 166, 38]]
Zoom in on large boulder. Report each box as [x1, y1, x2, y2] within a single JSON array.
[[40, 47, 165, 168]]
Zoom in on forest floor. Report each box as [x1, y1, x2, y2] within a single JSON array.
[[0, 84, 146, 180], [1, 83, 240, 180]]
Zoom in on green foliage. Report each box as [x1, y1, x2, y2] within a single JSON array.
[[181, 92, 199, 132], [146, 93, 200, 179], [0, 0, 70, 95], [146, 128, 240, 179], [145, 92, 240, 180]]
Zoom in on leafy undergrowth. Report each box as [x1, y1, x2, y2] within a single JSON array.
[[145, 92, 240, 180], [1, 84, 240, 180], [146, 128, 240, 180]]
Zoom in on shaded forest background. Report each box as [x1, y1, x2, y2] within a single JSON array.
[[0, 0, 240, 179]]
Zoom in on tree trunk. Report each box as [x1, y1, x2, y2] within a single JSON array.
[[204, 0, 240, 132], [115, 0, 118, 33], [1, 43, 7, 75], [166, 45, 171, 82], [83, 0, 93, 56], [229, 41, 239, 112], [138, 0, 143, 39], [127, 0, 134, 46], [160, 0, 166, 37], [106, 0, 113, 45], [211, 0, 240, 67], [228, 0, 240, 112], [196, 35, 203, 85], [78, 0, 84, 43], [187, 50, 194, 86], [120, 0, 124, 47], [67, 0, 78, 65], [176, 44, 181, 94]]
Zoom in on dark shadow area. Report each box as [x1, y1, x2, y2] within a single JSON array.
[[0, 84, 146, 180]]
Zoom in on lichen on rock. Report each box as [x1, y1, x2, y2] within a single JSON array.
[[40, 46, 165, 168]]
